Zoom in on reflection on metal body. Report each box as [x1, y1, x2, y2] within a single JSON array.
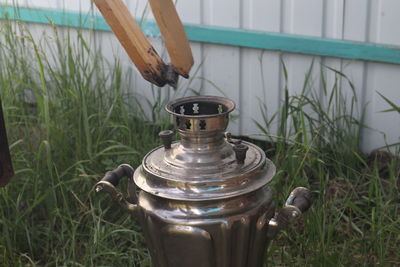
[[95, 96, 312, 267], [137, 188, 274, 267]]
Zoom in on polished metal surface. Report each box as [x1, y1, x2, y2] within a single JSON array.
[[134, 95, 275, 201], [95, 95, 312, 267], [137, 187, 275, 267]]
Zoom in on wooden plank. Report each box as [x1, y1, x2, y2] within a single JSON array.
[[322, 0, 344, 112], [339, 0, 368, 122], [364, 63, 400, 151], [24, 0, 58, 9], [282, 0, 324, 97], [343, 0, 369, 42], [203, 0, 241, 134], [2, 7, 400, 65], [362, 0, 400, 152], [375, 0, 400, 46], [240, 0, 282, 138], [280, 0, 323, 138], [148, 0, 193, 78], [94, 0, 168, 87], [175, 0, 204, 94], [0, 100, 14, 187], [128, 0, 152, 20], [61, 0, 92, 12]]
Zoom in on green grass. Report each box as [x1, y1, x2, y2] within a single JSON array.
[[0, 18, 399, 267], [258, 61, 400, 266]]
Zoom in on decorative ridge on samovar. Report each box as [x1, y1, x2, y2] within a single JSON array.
[[133, 96, 275, 201]]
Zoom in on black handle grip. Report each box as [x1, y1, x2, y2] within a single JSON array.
[[285, 187, 313, 213], [95, 164, 138, 213], [101, 164, 134, 187], [267, 187, 313, 240]]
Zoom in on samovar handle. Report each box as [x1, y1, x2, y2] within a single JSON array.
[[267, 187, 313, 239], [95, 164, 139, 214]]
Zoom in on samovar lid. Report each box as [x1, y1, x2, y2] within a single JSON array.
[[134, 96, 276, 201]]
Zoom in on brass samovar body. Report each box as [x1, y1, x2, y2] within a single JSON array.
[[96, 96, 312, 267]]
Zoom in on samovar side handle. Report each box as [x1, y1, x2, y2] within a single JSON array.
[[267, 187, 313, 239], [95, 164, 139, 214]]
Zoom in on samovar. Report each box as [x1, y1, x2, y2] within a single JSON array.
[[95, 95, 312, 267]]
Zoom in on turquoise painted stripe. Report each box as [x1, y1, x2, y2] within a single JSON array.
[[1, 6, 400, 65]]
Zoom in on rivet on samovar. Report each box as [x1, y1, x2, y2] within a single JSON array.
[[95, 95, 313, 267]]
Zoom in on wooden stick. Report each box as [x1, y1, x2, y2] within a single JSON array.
[[94, 0, 168, 86], [148, 0, 194, 78]]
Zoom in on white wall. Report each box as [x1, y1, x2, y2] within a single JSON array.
[[1, 0, 400, 152]]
